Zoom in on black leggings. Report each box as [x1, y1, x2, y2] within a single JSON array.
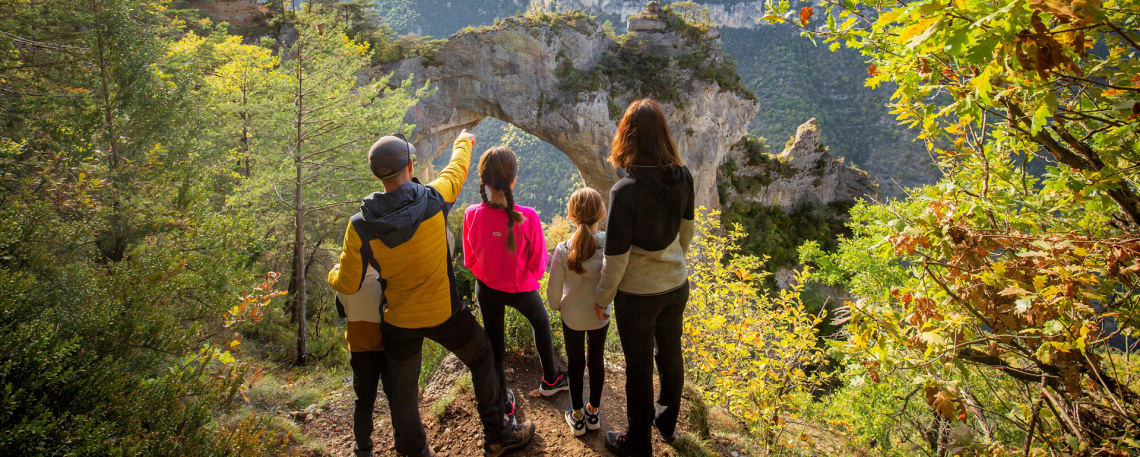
[[615, 284, 689, 456], [563, 321, 608, 410], [349, 350, 391, 455], [475, 279, 559, 397]]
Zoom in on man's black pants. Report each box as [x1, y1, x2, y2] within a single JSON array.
[[614, 284, 689, 457], [381, 309, 505, 456], [349, 350, 394, 455]]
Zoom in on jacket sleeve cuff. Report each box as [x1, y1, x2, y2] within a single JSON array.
[[594, 252, 630, 306], [679, 218, 695, 257]]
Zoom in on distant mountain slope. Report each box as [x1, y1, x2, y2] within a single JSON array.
[[397, 0, 937, 196]]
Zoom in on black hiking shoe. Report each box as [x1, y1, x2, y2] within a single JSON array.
[[604, 431, 631, 456], [484, 420, 534, 457], [564, 406, 587, 436], [538, 371, 569, 396]]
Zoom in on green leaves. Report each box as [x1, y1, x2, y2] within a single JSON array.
[[772, 0, 1140, 449]]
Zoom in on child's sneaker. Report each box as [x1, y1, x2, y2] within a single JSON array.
[[538, 371, 570, 396], [564, 406, 587, 436], [504, 388, 517, 427], [583, 403, 601, 431]]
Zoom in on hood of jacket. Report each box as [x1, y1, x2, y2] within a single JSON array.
[[356, 178, 436, 249], [627, 164, 689, 196]]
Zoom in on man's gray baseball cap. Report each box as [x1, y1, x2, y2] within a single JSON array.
[[368, 133, 415, 180]]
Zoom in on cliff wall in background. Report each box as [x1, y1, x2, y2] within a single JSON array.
[[396, 0, 939, 197], [716, 118, 876, 269], [388, 5, 759, 210], [720, 118, 877, 210]]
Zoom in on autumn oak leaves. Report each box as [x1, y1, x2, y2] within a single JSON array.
[[1013, 4, 1093, 81], [765, 0, 1140, 450]]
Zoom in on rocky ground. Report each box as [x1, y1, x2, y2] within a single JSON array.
[[290, 350, 760, 457]]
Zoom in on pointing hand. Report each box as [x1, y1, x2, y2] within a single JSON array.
[[458, 128, 475, 147]]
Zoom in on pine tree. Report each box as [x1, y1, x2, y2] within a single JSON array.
[[234, 4, 424, 366]]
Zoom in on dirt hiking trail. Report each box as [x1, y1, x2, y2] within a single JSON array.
[[293, 351, 757, 457]]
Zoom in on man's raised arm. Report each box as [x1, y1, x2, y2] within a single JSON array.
[[428, 130, 476, 203]]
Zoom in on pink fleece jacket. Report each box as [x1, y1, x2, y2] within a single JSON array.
[[463, 202, 547, 293]]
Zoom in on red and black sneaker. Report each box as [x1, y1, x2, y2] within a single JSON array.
[[504, 388, 517, 427], [538, 371, 570, 396]]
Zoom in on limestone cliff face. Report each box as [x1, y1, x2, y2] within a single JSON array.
[[719, 118, 878, 210], [388, 4, 759, 210]]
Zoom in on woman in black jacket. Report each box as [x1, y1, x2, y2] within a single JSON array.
[[596, 99, 694, 456]]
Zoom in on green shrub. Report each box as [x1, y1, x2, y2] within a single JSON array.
[[0, 201, 279, 455]]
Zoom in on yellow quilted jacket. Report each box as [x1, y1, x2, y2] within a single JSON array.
[[329, 137, 472, 339]]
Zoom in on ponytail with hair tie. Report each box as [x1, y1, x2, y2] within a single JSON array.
[[565, 188, 605, 274]]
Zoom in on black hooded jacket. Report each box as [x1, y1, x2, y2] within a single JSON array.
[[595, 165, 695, 305]]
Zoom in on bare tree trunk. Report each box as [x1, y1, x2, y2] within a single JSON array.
[[241, 87, 251, 178], [292, 38, 308, 367], [293, 177, 307, 367], [93, 0, 125, 262]]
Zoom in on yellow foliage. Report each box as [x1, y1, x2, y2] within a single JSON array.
[[683, 209, 828, 436], [543, 214, 575, 251]]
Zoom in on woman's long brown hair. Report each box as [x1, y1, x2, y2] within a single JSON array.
[[565, 188, 605, 274], [478, 146, 526, 251], [609, 99, 683, 169]]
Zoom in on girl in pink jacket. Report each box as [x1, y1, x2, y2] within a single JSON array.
[[463, 147, 568, 424]]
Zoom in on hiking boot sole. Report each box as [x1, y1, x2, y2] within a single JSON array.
[[484, 422, 534, 457]]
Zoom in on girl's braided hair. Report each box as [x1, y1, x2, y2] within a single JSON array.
[[478, 147, 526, 251]]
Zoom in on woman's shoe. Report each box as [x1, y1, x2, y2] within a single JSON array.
[[603, 431, 631, 456], [564, 406, 587, 436], [653, 403, 675, 443], [538, 371, 570, 396], [583, 403, 601, 431]]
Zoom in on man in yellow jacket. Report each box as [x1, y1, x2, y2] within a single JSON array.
[[328, 130, 534, 457]]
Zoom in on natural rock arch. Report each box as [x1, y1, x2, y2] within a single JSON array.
[[386, 5, 759, 210]]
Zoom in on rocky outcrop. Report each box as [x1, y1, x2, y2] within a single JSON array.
[[190, 0, 269, 29], [719, 118, 877, 211], [422, 354, 467, 404], [388, 3, 758, 210]]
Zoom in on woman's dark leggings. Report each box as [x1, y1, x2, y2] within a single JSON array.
[[615, 284, 689, 457], [475, 279, 559, 397], [563, 321, 608, 410]]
